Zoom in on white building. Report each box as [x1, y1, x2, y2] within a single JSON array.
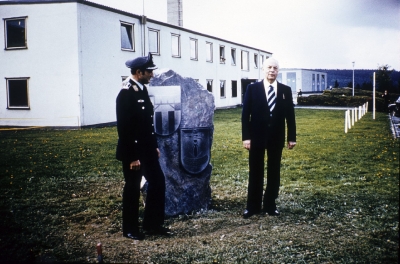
[[0, 0, 272, 127], [278, 69, 328, 95]]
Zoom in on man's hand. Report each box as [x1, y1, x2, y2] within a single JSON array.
[[130, 160, 141, 170], [287, 141, 296, 149], [243, 140, 251, 150]]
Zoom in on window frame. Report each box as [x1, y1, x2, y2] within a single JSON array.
[[171, 33, 181, 58], [220, 80, 226, 98], [120, 21, 135, 51], [254, 53, 258, 68], [190, 38, 198, 60], [241, 50, 249, 71], [220, 45, 225, 64], [231, 80, 238, 98], [6, 77, 30, 109], [4, 16, 28, 50], [206, 41, 213, 62], [231, 48, 236, 65], [148, 28, 160, 55], [206, 79, 213, 92]]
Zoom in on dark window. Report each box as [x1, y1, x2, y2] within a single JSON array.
[[7, 78, 29, 109], [220, 80, 225, 98], [231, 48, 236, 65], [207, 80, 213, 92], [232, 80, 237, 97], [5, 17, 27, 49], [220, 46, 225, 63]]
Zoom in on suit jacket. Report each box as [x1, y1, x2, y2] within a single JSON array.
[[116, 78, 158, 162], [242, 80, 296, 149]]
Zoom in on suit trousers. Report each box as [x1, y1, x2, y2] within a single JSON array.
[[122, 150, 165, 233], [247, 143, 283, 212]]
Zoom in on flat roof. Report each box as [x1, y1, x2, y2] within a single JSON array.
[[1, 0, 272, 54]]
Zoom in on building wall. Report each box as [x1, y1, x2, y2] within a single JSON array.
[[279, 69, 327, 93], [0, 3, 81, 126], [0, 1, 272, 127]]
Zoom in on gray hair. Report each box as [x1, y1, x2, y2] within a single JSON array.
[[262, 57, 280, 72]]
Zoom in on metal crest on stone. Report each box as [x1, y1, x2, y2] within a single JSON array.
[[180, 127, 212, 175], [148, 86, 181, 136]]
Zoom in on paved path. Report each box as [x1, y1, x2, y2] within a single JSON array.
[[389, 115, 400, 138]]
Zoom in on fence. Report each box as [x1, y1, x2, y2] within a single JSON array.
[[345, 102, 368, 133]]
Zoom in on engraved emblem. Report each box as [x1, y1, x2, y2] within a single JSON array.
[[180, 127, 212, 174], [148, 86, 181, 136]]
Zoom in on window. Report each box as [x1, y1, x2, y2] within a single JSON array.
[[220, 81, 226, 98], [241, 50, 249, 71], [231, 80, 237, 97], [148, 28, 160, 55], [5, 17, 27, 49], [260, 55, 264, 67], [231, 48, 236, 65], [254, 53, 258, 68], [171, 33, 180, 57], [121, 22, 134, 51], [6, 78, 30, 109], [206, 79, 213, 92], [190, 38, 198, 60], [206, 42, 213, 62], [121, 76, 128, 82], [287, 72, 296, 91], [220, 45, 225, 63]]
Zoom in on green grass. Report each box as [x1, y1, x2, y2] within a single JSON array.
[[0, 108, 398, 263]]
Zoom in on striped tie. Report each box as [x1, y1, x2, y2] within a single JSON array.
[[267, 85, 276, 113]]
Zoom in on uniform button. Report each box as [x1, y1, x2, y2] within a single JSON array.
[[152, 132, 154, 135], [142, 106, 145, 109], [151, 115, 153, 117]]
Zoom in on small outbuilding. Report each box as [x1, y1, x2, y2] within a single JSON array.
[[278, 69, 328, 96]]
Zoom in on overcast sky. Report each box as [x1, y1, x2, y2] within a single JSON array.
[[92, 0, 400, 70]]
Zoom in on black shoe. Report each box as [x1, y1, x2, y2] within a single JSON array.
[[123, 232, 145, 240], [265, 209, 280, 216], [144, 226, 174, 236], [242, 209, 260, 219]]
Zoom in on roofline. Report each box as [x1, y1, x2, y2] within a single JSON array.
[[0, 0, 272, 55], [280, 68, 328, 73]]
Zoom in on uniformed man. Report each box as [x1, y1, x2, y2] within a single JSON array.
[[116, 53, 171, 240]]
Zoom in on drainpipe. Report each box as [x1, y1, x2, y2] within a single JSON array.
[[141, 0, 146, 56], [141, 15, 146, 56]]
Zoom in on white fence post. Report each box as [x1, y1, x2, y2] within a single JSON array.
[[345, 110, 348, 133], [355, 107, 358, 122]]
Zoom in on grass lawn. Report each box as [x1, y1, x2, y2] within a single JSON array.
[[0, 108, 398, 263]]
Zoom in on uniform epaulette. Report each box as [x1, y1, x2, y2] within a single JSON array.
[[121, 80, 131, 90]]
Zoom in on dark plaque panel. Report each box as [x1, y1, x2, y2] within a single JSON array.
[[180, 127, 212, 174]]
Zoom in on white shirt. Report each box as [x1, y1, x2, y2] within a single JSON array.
[[131, 77, 144, 90], [264, 79, 277, 100]]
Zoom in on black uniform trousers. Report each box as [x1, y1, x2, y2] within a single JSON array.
[[121, 148, 165, 234], [247, 139, 283, 213]]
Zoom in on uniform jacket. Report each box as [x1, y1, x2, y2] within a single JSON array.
[[116, 78, 158, 162], [242, 80, 296, 148]]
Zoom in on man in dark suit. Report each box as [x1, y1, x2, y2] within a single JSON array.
[[116, 53, 172, 240], [242, 57, 296, 218]]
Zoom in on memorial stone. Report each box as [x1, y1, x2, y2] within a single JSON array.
[[148, 69, 214, 216]]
